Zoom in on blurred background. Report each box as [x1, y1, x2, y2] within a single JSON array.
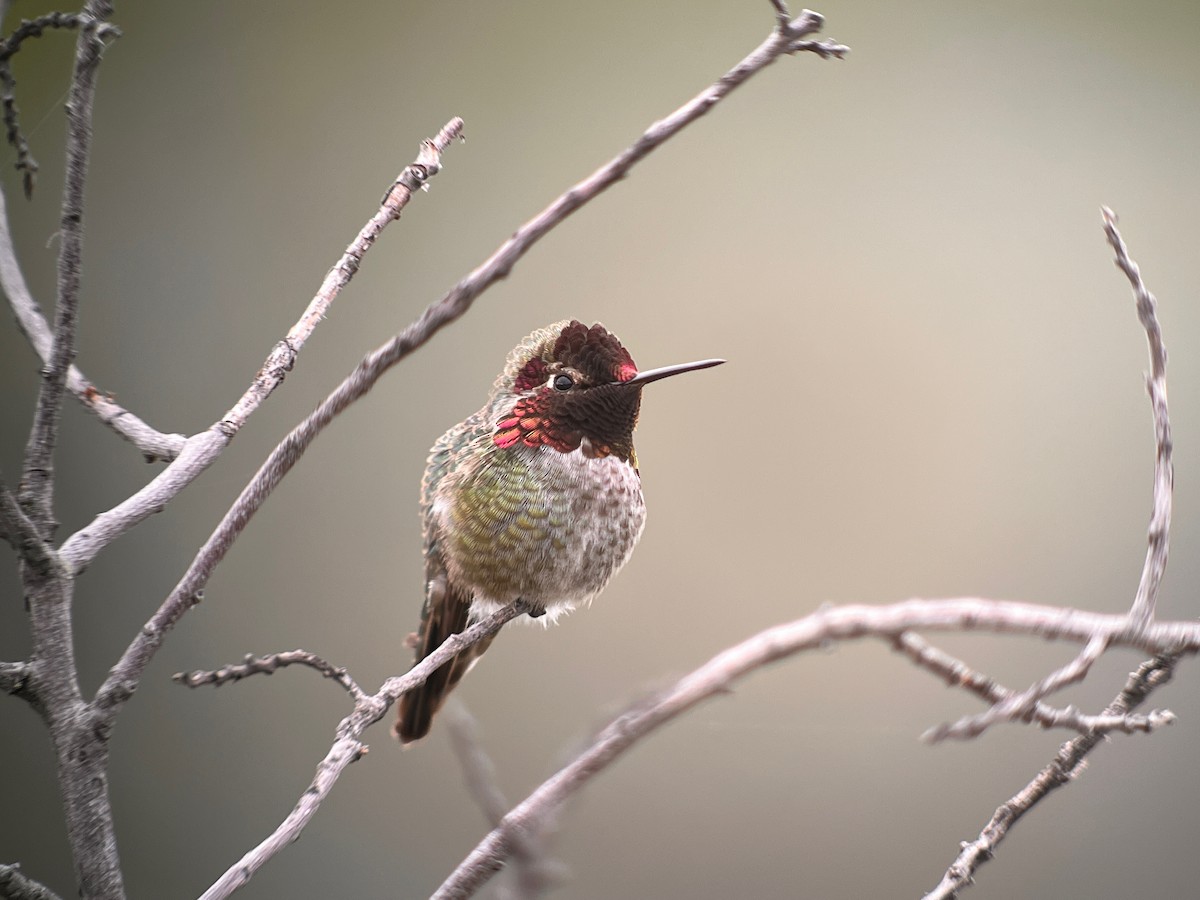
[[2, 0, 1200, 897]]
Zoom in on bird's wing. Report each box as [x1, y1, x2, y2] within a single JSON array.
[[394, 413, 497, 744]]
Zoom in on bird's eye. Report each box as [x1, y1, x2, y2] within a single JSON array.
[[552, 373, 574, 392]]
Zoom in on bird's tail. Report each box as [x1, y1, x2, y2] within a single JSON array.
[[394, 597, 496, 744]]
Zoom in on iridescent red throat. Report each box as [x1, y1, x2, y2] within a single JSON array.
[[493, 321, 642, 463], [494, 384, 642, 461]]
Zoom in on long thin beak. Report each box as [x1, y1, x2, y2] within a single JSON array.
[[622, 358, 725, 386]]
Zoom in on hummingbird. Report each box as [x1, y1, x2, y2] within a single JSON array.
[[394, 320, 723, 743]]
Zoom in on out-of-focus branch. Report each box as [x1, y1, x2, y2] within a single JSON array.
[[892, 633, 1173, 738], [0, 11, 118, 198], [92, 9, 847, 725], [443, 701, 512, 827], [194, 602, 529, 900], [444, 701, 567, 898], [17, 2, 113, 538], [0, 12, 99, 59], [57, 117, 465, 575], [0, 862, 64, 900], [925, 653, 1179, 899], [173, 649, 365, 701], [0, 187, 186, 462], [433, 598, 1198, 899], [1102, 206, 1171, 630]]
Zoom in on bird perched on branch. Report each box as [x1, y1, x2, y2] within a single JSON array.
[[395, 320, 722, 743]]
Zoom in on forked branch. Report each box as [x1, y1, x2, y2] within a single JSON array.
[[18, 0, 114, 538], [925, 654, 1179, 899], [191, 602, 530, 900], [57, 116, 465, 574], [922, 208, 1177, 895], [0, 185, 186, 461], [892, 633, 1173, 738], [434, 599, 1197, 898]]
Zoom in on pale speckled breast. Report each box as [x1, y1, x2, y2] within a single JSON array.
[[437, 444, 646, 617]]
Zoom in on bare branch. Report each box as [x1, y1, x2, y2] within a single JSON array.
[[1102, 207, 1171, 629], [434, 600, 1195, 898], [909, 210, 1174, 745], [787, 38, 850, 59], [767, 1, 850, 60], [925, 653, 1179, 899], [0, 185, 186, 461], [13, 12, 131, 897], [923, 209, 1179, 895], [926, 633, 1110, 742], [0, 11, 118, 198], [894, 633, 1172, 738], [196, 602, 529, 900], [57, 117, 465, 575], [0, 467, 57, 576], [0, 862, 65, 900], [92, 12, 847, 721], [173, 650, 365, 701], [380, 7, 841, 383], [0, 13, 100, 61], [17, 2, 113, 538]]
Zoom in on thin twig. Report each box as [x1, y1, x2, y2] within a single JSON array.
[[786, 39, 849, 59], [1102, 206, 1171, 630], [173, 649, 365, 701], [0, 862, 65, 900], [0, 12, 117, 198], [196, 602, 529, 900], [0, 184, 186, 461], [0, 12, 97, 62], [91, 10, 846, 722], [768, 0, 791, 26], [893, 633, 1173, 738], [443, 701, 513, 827], [57, 117, 465, 574], [927, 633, 1110, 742], [432, 600, 1195, 899], [924, 654, 1179, 899], [0, 467, 57, 576], [17, 3, 113, 538]]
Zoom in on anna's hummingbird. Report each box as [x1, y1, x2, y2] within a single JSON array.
[[394, 320, 722, 743]]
